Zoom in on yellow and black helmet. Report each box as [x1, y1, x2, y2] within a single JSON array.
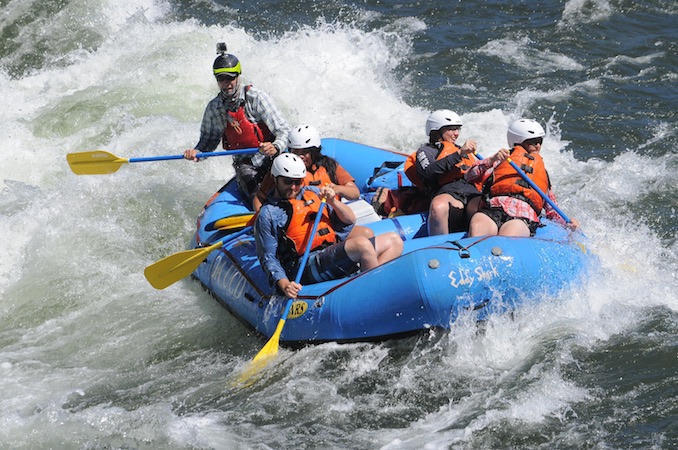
[[213, 42, 241, 80]]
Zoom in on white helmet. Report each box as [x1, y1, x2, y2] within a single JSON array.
[[425, 109, 463, 136], [288, 124, 321, 149], [271, 153, 306, 178], [507, 119, 546, 147]]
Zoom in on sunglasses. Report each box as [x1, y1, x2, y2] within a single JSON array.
[[441, 125, 462, 132], [522, 137, 543, 146], [216, 73, 239, 81], [280, 177, 304, 186], [291, 148, 312, 155]]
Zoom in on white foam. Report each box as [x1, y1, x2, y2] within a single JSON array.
[[479, 37, 585, 73], [559, 0, 614, 27], [0, 2, 676, 447]]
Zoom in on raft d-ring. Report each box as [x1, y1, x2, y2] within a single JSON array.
[[449, 240, 471, 258]]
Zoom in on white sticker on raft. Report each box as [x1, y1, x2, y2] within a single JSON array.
[[448, 260, 500, 289]]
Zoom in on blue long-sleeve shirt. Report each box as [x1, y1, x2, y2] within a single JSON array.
[[254, 186, 351, 284]]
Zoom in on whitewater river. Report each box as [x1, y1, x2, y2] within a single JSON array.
[[1, 0, 676, 448]]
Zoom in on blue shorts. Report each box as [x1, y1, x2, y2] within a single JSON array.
[[301, 239, 370, 284]]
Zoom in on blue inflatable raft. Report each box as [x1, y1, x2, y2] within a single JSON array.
[[189, 139, 592, 346]]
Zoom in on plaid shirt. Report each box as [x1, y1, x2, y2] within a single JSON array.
[[465, 157, 565, 225], [195, 82, 290, 166]]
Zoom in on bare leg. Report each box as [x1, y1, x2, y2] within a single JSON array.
[[498, 219, 530, 237], [346, 224, 374, 240], [374, 232, 403, 265], [468, 212, 498, 237], [428, 194, 464, 236], [344, 237, 379, 271], [465, 196, 482, 225]]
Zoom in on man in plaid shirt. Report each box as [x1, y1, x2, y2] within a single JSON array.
[[184, 45, 290, 200]]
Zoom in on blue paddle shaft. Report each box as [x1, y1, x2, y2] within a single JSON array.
[[208, 225, 253, 246], [475, 152, 571, 224], [275, 199, 327, 337], [294, 200, 327, 284], [507, 159, 571, 223], [128, 147, 259, 164]]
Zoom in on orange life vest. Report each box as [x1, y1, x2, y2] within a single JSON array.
[[222, 86, 274, 150], [305, 165, 332, 187], [451, 150, 482, 191], [284, 189, 336, 255], [489, 146, 550, 212], [404, 142, 481, 191]]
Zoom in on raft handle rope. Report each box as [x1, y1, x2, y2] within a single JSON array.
[[448, 235, 494, 258]]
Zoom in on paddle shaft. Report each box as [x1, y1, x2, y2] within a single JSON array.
[[205, 225, 253, 246], [144, 226, 253, 289], [294, 199, 327, 284], [67, 147, 260, 175], [275, 199, 327, 327], [506, 158, 571, 224], [474, 152, 571, 224], [129, 147, 258, 163], [250, 199, 327, 363]]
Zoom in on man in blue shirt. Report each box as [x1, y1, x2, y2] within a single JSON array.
[[254, 154, 403, 298]]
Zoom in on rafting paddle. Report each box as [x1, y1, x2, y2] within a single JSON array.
[[237, 198, 328, 384], [67, 148, 259, 175], [474, 152, 572, 224], [144, 226, 252, 290], [505, 157, 572, 224]]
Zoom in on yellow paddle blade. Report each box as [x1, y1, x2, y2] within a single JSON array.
[[235, 316, 286, 386], [144, 241, 223, 290], [235, 201, 326, 387], [67, 150, 129, 175], [214, 213, 254, 230]]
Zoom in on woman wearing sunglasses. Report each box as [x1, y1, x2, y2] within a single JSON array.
[[465, 118, 579, 237], [254, 153, 403, 299]]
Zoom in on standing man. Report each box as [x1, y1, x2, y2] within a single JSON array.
[[184, 43, 291, 201]]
